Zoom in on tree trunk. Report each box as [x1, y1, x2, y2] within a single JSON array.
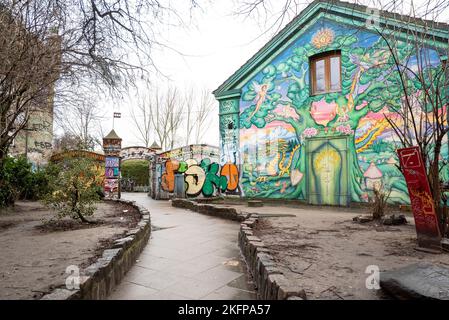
[[428, 139, 444, 235]]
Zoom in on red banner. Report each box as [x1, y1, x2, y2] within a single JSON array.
[[397, 146, 441, 249]]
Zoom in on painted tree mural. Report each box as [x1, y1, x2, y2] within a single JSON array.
[[239, 21, 445, 203]]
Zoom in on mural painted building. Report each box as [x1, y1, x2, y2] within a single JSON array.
[[149, 144, 239, 199], [213, 0, 449, 205]]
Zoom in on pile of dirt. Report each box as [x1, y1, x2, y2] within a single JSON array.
[[0, 200, 141, 300], [246, 204, 449, 299]]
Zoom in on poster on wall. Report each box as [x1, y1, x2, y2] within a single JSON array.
[[103, 139, 122, 156], [397, 146, 441, 250], [104, 179, 119, 193], [103, 131, 122, 198], [105, 156, 120, 167], [105, 167, 120, 178]]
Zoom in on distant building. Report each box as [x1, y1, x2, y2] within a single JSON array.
[[9, 99, 54, 168]]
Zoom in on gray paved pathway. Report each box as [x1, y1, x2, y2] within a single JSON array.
[[108, 193, 255, 300]]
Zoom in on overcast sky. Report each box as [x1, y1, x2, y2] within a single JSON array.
[[97, 0, 447, 150], [98, 0, 275, 149]]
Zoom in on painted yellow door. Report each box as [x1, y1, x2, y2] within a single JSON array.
[[307, 137, 349, 206]]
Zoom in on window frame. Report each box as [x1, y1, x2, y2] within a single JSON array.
[[310, 50, 342, 95]]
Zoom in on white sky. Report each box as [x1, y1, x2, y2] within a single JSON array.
[[99, 0, 285, 149], [97, 0, 446, 150]]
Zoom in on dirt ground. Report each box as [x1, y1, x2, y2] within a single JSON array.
[[236, 204, 449, 300], [0, 200, 140, 300]]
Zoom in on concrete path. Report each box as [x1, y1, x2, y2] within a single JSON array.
[[108, 193, 255, 300]]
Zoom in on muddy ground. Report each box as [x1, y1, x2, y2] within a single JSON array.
[[0, 200, 140, 300], [237, 204, 449, 300]]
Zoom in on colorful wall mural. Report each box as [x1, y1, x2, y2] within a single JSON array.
[[218, 18, 447, 205], [149, 144, 240, 199], [103, 130, 122, 199]]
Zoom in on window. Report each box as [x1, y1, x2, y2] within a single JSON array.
[[310, 51, 341, 95]]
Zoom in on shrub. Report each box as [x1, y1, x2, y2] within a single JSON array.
[[44, 158, 100, 223], [370, 183, 391, 220], [121, 160, 149, 186], [0, 156, 54, 207]]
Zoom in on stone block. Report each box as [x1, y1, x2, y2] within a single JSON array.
[[380, 263, 449, 300]]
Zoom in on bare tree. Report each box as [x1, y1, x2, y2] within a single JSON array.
[[234, 0, 449, 39], [0, 5, 60, 164], [194, 89, 215, 144], [55, 91, 105, 150], [167, 88, 184, 149], [371, 5, 449, 235], [131, 96, 152, 148], [184, 88, 196, 145], [0, 0, 202, 166], [133, 85, 184, 150]]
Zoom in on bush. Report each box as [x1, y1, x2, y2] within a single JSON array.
[[370, 183, 391, 220], [0, 156, 55, 207], [44, 158, 101, 223], [121, 160, 149, 186]]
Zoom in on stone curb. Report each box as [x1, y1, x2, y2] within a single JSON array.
[[238, 214, 306, 300], [41, 199, 151, 300], [171, 198, 248, 222]]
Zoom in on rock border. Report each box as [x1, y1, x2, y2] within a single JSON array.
[[238, 214, 306, 300], [171, 198, 248, 222], [41, 199, 151, 300]]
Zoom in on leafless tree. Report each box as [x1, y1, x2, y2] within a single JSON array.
[[132, 85, 215, 149], [234, 0, 449, 39], [55, 91, 105, 150], [166, 87, 184, 149], [194, 89, 215, 144], [184, 88, 196, 145], [370, 4, 449, 235], [131, 96, 153, 148], [0, 0, 202, 166], [133, 85, 184, 150]]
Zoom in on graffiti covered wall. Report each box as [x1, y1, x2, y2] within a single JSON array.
[[9, 107, 54, 168], [219, 18, 447, 204], [120, 146, 157, 162], [149, 144, 240, 199]]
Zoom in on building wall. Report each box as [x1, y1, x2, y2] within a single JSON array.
[[9, 103, 54, 168], [219, 18, 447, 204], [120, 146, 156, 162], [149, 144, 239, 199]]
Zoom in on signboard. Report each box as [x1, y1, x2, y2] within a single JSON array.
[[105, 167, 120, 178], [104, 179, 119, 193], [397, 146, 441, 250], [103, 139, 122, 156], [105, 157, 120, 168], [103, 131, 121, 198]]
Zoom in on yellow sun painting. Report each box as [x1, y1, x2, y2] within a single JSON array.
[[312, 28, 334, 49]]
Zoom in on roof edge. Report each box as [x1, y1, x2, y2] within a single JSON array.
[[213, 0, 449, 99]]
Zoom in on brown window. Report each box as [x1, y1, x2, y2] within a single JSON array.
[[310, 51, 341, 95]]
